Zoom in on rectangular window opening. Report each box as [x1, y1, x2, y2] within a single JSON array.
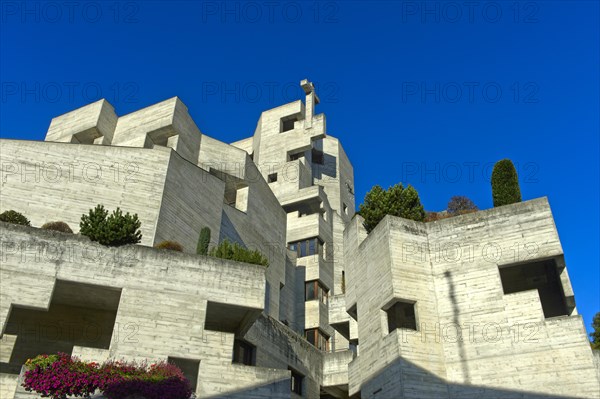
[[232, 339, 256, 366], [304, 328, 330, 352], [289, 152, 305, 161], [499, 259, 569, 318], [288, 237, 323, 258], [268, 173, 278, 183], [304, 280, 329, 304], [281, 117, 298, 133], [168, 357, 200, 391], [386, 300, 417, 332], [290, 367, 304, 395]]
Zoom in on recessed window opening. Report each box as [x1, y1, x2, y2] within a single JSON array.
[[288, 237, 323, 258], [232, 339, 256, 366], [168, 357, 200, 391], [499, 259, 569, 318], [289, 152, 305, 161], [305, 280, 329, 304], [304, 328, 330, 351], [281, 116, 298, 133], [289, 367, 304, 395], [268, 173, 278, 183], [385, 300, 417, 332]]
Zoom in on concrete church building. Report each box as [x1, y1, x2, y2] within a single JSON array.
[[0, 80, 598, 398]]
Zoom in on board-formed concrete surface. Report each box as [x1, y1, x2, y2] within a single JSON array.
[[0, 80, 598, 398]]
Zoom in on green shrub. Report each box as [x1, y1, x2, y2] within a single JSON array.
[[197, 227, 211, 255], [155, 240, 184, 252], [591, 312, 600, 350], [79, 205, 142, 247], [0, 210, 30, 226], [209, 240, 268, 267], [358, 183, 425, 233], [41, 221, 73, 234], [491, 159, 522, 207]]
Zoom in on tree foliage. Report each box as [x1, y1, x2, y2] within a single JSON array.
[[491, 159, 522, 207], [209, 240, 269, 267], [358, 183, 426, 233], [0, 210, 30, 226], [80, 205, 142, 246], [447, 196, 478, 214], [197, 227, 211, 255], [591, 312, 600, 350]]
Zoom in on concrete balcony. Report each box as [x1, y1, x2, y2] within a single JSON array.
[[287, 212, 333, 245], [305, 298, 329, 330], [270, 158, 313, 199], [296, 252, 333, 291], [322, 350, 355, 396], [329, 294, 359, 341]]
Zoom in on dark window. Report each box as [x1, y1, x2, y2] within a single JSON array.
[[232, 339, 255, 366], [343, 203, 348, 215], [289, 152, 304, 161], [304, 328, 329, 351], [499, 259, 569, 318], [290, 368, 303, 395], [288, 237, 323, 258], [305, 280, 328, 304], [311, 148, 324, 165], [168, 357, 200, 391], [281, 118, 297, 132], [268, 173, 278, 183], [386, 301, 417, 332]]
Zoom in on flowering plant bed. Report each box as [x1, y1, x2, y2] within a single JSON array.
[[22, 353, 193, 399]]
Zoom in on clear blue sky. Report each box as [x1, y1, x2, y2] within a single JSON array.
[[1, 1, 598, 334]]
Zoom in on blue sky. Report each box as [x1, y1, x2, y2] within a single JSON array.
[[1, 1, 598, 334]]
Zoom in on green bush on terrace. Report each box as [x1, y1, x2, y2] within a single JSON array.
[[0, 210, 30, 226], [208, 240, 269, 267], [79, 205, 142, 247]]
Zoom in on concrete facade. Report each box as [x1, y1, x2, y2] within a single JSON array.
[[0, 80, 598, 398]]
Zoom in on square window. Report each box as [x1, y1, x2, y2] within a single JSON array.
[[268, 173, 278, 183], [233, 339, 256, 366], [281, 117, 297, 132], [385, 300, 417, 332]]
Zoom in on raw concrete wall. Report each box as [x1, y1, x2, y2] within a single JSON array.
[[0, 223, 290, 399], [0, 139, 170, 246], [154, 149, 224, 252], [244, 315, 324, 399], [343, 198, 600, 399]]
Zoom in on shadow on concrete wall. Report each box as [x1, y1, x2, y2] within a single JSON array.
[[313, 154, 337, 180], [355, 354, 589, 399], [444, 270, 470, 384], [218, 209, 245, 246], [204, 378, 290, 398], [1, 280, 120, 375]]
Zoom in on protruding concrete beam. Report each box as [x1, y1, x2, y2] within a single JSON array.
[[301, 79, 320, 129], [45, 99, 117, 145]]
